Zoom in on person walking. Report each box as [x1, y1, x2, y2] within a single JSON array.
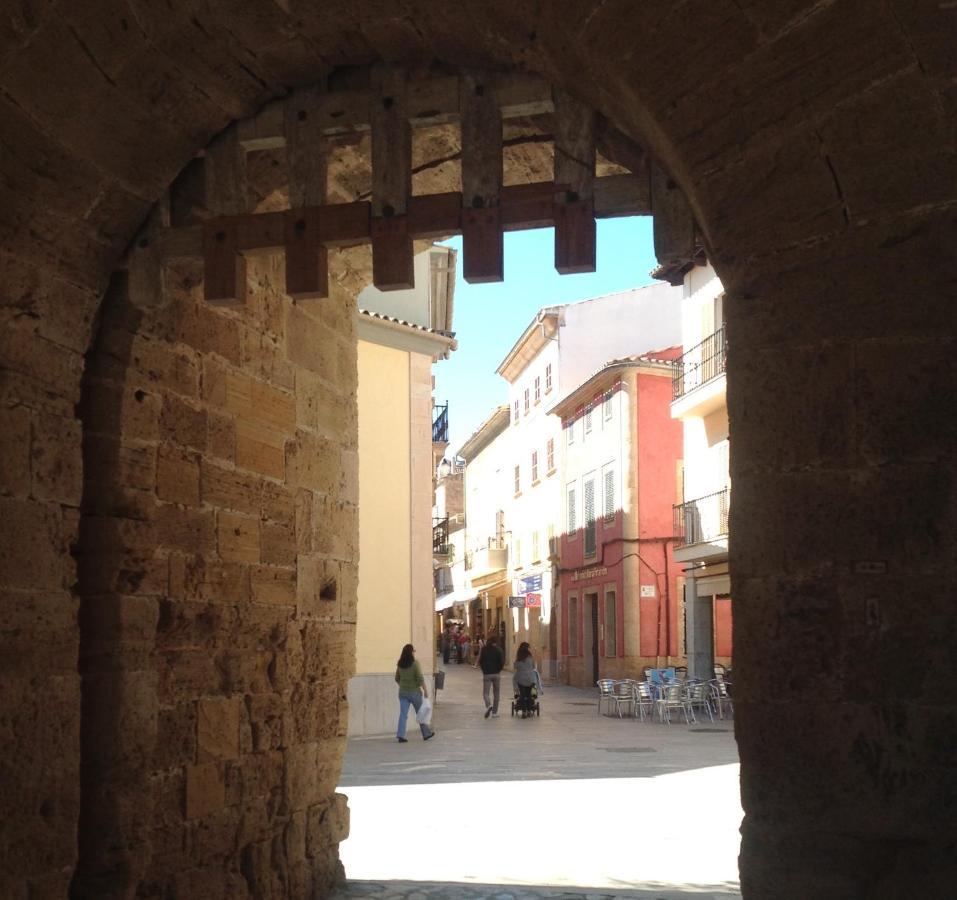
[[512, 641, 537, 718], [478, 635, 505, 718], [394, 644, 436, 743], [441, 626, 451, 665]]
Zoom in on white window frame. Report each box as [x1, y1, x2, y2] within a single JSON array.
[[545, 363, 553, 394], [514, 464, 521, 495], [584, 405, 593, 436], [513, 399, 519, 424], [546, 438, 555, 474], [583, 472, 597, 558], [532, 530, 541, 562], [531, 450, 539, 483], [534, 376, 541, 405], [603, 389, 613, 423], [524, 388, 530, 414], [601, 462, 617, 526], [567, 418, 576, 446]]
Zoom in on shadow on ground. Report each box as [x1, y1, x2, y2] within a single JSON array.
[[332, 879, 742, 898]]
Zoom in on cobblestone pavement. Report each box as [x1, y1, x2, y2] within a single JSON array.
[[333, 662, 741, 899]]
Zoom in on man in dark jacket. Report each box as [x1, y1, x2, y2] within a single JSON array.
[[478, 635, 505, 718]]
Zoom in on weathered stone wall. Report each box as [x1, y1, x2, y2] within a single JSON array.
[[71, 254, 357, 897], [0, 3, 953, 898]]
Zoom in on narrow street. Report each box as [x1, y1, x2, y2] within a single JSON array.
[[334, 662, 742, 899]]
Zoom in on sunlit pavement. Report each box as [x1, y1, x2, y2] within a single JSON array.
[[334, 663, 742, 899]]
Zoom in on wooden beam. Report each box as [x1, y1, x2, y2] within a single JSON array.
[[553, 89, 596, 274], [370, 64, 413, 290], [651, 163, 695, 265], [460, 71, 503, 283], [233, 71, 555, 152], [285, 89, 328, 298], [204, 129, 248, 304]]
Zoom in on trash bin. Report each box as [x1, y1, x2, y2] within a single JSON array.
[[434, 670, 446, 691]]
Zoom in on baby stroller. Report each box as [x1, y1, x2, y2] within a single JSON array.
[[510, 683, 540, 717]]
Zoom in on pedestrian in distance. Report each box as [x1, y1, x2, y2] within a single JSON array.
[[472, 632, 485, 668], [441, 626, 451, 665], [394, 644, 435, 743], [512, 641, 537, 718], [478, 635, 505, 718]]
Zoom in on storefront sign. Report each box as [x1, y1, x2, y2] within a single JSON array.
[[525, 593, 542, 608], [640, 584, 657, 597], [508, 596, 526, 608], [571, 566, 608, 582]]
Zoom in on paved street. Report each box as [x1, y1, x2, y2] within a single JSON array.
[[334, 662, 742, 899]]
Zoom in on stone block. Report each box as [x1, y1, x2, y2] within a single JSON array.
[[305, 790, 350, 857], [217, 511, 260, 564], [207, 411, 236, 462], [156, 444, 200, 506], [154, 702, 197, 771], [182, 559, 252, 605], [154, 504, 215, 553], [0, 590, 76, 677], [261, 520, 295, 567], [285, 431, 339, 495], [130, 336, 199, 399], [246, 694, 289, 752], [29, 410, 83, 505], [250, 565, 296, 606], [285, 304, 338, 381], [296, 556, 342, 619], [81, 379, 163, 444], [285, 740, 343, 812], [160, 394, 207, 451], [242, 326, 295, 390], [261, 481, 294, 524], [213, 368, 297, 434], [197, 696, 241, 762], [201, 460, 263, 516], [235, 419, 285, 480], [161, 292, 243, 366], [0, 403, 31, 498], [0, 497, 63, 590], [217, 650, 273, 695]]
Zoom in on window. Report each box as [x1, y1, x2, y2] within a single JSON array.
[[524, 388, 530, 414], [567, 419, 575, 446], [532, 530, 541, 562], [531, 450, 539, 483], [584, 405, 593, 436], [602, 464, 616, 524], [513, 399, 519, 424], [514, 537, 522, 568], [514, 464, 521, 495], [604, 588, 617, 656], [547, 523, 555, 558], [568, 595, 579, 655], [534, 376, 541, 404], [545, 363, 553, 394], [603, 389, 613, 423], [583, 474, 596, 557], [566, 482, 578, 536], [546, 438, 555, 473]]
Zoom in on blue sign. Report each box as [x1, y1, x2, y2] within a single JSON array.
[[520, 573, 543, 594]]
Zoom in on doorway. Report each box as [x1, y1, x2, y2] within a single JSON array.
[[583, 591, 599, 685]]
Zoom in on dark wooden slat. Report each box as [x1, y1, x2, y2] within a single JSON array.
[[553, 89, 596, 273], [461, 71, 503, 283], [651, 163, 695, 265], [284, 208, 327, 299], [408, 193, 462, 238], [371, 216, 414, 291], [203, 221, 246, 306], [371, 64, 413, 290], [205, 129, 248, 215]]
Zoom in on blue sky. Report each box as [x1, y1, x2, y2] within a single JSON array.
[[435, 216, 658, 453]]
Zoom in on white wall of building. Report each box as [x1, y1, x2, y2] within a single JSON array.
[[357, 247, 454, 330]]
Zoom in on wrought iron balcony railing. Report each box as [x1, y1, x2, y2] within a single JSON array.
[[673, 488, 730, 548], [433, 516, 449, 554], [672, 325, 727, 401], [432, 403, 449, 443]]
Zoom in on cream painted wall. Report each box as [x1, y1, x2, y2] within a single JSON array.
[[356, 340, 411, 674]]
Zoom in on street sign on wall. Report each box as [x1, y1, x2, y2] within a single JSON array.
[[508, 596, 526, 608], [525, 593, 542, 608], [521, 573, 543, 594]]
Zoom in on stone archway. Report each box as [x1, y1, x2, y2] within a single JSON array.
[[0, 4, 954, 898]]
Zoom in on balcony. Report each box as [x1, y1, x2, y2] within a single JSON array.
[[432, 403, 449, 444], [464, 538, 508, 582], [671, 326, 727, 418], [433, 516, 450, 555], [673, 488, 730, 562]]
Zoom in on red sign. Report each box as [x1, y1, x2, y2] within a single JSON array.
[[525, 593, 542, 608]]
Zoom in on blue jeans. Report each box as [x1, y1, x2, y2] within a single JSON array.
[[397, 691, 432, 739]]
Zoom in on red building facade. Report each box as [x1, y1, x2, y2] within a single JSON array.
[[551, 354, 684, 686]]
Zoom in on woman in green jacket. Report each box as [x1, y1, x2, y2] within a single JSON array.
[[395, 644, 436, 743]]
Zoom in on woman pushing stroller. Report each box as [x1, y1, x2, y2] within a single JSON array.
[[512, 641, 540, 718]]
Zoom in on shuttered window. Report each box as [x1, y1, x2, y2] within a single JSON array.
[[531, 451, 539, 483], [603, 466, 616, 523], [546, 438, 554, 473], [584, 476, 596, 556], [567, 483, 577, 535]]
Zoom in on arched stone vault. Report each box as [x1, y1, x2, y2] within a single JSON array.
[[0, 2, 954, 898]]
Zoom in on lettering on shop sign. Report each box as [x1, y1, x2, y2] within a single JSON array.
[[571, 566, 607, 582]]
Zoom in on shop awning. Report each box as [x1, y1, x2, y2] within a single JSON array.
[[434, 587, 478, 612]]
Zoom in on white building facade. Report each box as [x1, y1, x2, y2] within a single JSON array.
[[669, 262, 732, 680]]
